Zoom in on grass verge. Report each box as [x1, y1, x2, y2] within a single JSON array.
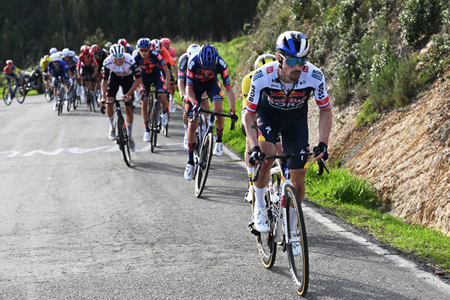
[[305, 163, 450, 275]]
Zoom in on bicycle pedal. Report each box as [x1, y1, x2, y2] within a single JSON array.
[[247, 222, 260, 236]]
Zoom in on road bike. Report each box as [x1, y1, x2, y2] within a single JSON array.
[[3, 78, 26, 105], [110, 98, 132, 167], [83, 72, 98, 113], [191, 107, 235, 197], [57, 79, 67, 116], [148, 86, 169, 152], [248, 150, 328, 296]]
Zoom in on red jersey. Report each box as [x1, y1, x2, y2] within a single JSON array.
[[159, 47, 175, 67], [77, 53, 98, 68]]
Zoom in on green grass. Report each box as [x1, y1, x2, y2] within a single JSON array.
[[305, 163, 450, 273]]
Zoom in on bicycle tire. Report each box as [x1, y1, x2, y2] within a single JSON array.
[[194, 132, 213, 197], [3, 87, 11, 106], [149, 107, 158, 153], [253, 187, 277, 269], [16, 85, 26, 104], [91, 90, 97, 113], [73, 89, 78, 110], [285, 183, 309, 296], [117, 115, 131, 167], [58, 99, 63, 116]]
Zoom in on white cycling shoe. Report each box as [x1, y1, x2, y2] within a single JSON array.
[[169, 98, 175, 113], [184, 163, 194, 181], [143, 132, 150, 142], [161, 112, 168, 126], [109, 129, 116, 141], [53, 103, 58, 111], [253, 207, 270, 233], [244, 185, 253, 203], [183, 135, 188, 149], [213, 142, 223, 156]]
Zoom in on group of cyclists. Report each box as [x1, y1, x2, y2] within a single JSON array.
[[3, 31, 332, 239]]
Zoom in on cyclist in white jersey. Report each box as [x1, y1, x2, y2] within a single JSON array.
[[100, 44, 142, 151], [243, 31, 332, 233]]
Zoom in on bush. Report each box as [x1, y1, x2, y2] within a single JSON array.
[[400, 0, 442, 46]]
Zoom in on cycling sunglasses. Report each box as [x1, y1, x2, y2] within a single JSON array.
[[93, 52, 100, 55], [112, 54, 124, 59], [279, 53, 308, 67], [139, 48, 150, 53]]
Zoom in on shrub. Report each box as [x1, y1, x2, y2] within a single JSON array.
[[399, 0, 442, 46]]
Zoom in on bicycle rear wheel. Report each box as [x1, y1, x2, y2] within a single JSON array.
[[16, 85, 26, 104], [117, 115, 131, 167], [3, 87, 11, 106], [91, 90, 97, 113], [194, 132, 213, 197], [73, 90, 78, 110], [58, 99, 63, 116], [252, 188, 277, 268], [285, 183, 309, 296]]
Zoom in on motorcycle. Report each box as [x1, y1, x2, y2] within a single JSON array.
[[23, 65, 45, 94]]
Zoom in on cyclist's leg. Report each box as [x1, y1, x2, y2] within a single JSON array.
[[121, 76, 135, 139], [4, 75, 12, 95], [281, 114, 309, 204], [207, 78, 224, 142]]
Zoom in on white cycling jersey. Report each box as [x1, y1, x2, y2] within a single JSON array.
[[246, 61, 330, 114], [102, 53, 140, 78]]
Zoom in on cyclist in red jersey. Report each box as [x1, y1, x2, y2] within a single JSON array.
[[76, 45, 99, 102], [155, 39, 178, 113], [91, 44, 108, 97]]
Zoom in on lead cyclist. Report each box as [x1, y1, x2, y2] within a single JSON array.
[[243, 31, 332, 234]]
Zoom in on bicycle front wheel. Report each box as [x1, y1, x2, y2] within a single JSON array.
[[58, 99, 63, 116], [194, 132, 213, 197], [285, 183, 309, 296], [117, 116, 131, 167], [3, 87, 11, 106], [150, 107, 159, 152], [16, 85, 26, 104], [45, 88, 53, 102], [252, 188, 277, 269]]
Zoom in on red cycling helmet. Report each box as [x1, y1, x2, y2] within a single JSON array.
[[80, 45, 90, 54], [6, 60, 13, 66], [118, 38, 128, 48], [91, 44, 100, 53], [161, 38, 170, 48]]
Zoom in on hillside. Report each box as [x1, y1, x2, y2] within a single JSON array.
[[238, 0, 450, 235]]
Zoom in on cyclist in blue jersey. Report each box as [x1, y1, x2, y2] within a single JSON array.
[[48, 53, 71, 111], [184, 44, 238, 180], [133, 37, 171, 142]]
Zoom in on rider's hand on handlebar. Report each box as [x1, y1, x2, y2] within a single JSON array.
[[313, 142, 328, 161], [192, 101, 201, 113], [230, 108, 239, 123], [249, 146, 264, 166]]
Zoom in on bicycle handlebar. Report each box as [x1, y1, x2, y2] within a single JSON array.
[[191, 107, 236, 131], [251, 150, 329, 182]]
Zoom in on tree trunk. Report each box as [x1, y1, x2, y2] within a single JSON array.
[[59, 0, 67, 47]]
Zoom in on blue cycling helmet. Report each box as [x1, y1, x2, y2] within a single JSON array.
[[198, 44, 219, 70], [276, 31, 310, 58], [137, 37, 151, 49]]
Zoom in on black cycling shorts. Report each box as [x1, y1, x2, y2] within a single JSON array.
[[81, 66, 96, 82], [256, 107, 310, 169], [106, 73, 134, 99]]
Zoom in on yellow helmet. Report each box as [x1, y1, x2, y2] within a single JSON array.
[[253, 53, 277, 70]]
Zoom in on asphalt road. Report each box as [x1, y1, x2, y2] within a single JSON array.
[[1, 94, 449, 299]]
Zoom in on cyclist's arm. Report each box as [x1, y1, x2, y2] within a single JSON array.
[[186, 84, 196, 106], [178, 79, 186, 98], [162, 65, 170, 92], [173, 62, 178, 81], [243, 109, 258, 149], [318, 106, 332, 147], [224, 85, 235, 112]]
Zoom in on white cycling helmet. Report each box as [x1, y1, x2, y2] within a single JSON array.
[[151, 39, 161, 51], [69, 50, 75, 57], [50, 53, 60, 62], [109, 43, 125, 59], [62, 48, 70, 57], [187, 44, 200, 58], [49, 47, 57, 55]]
